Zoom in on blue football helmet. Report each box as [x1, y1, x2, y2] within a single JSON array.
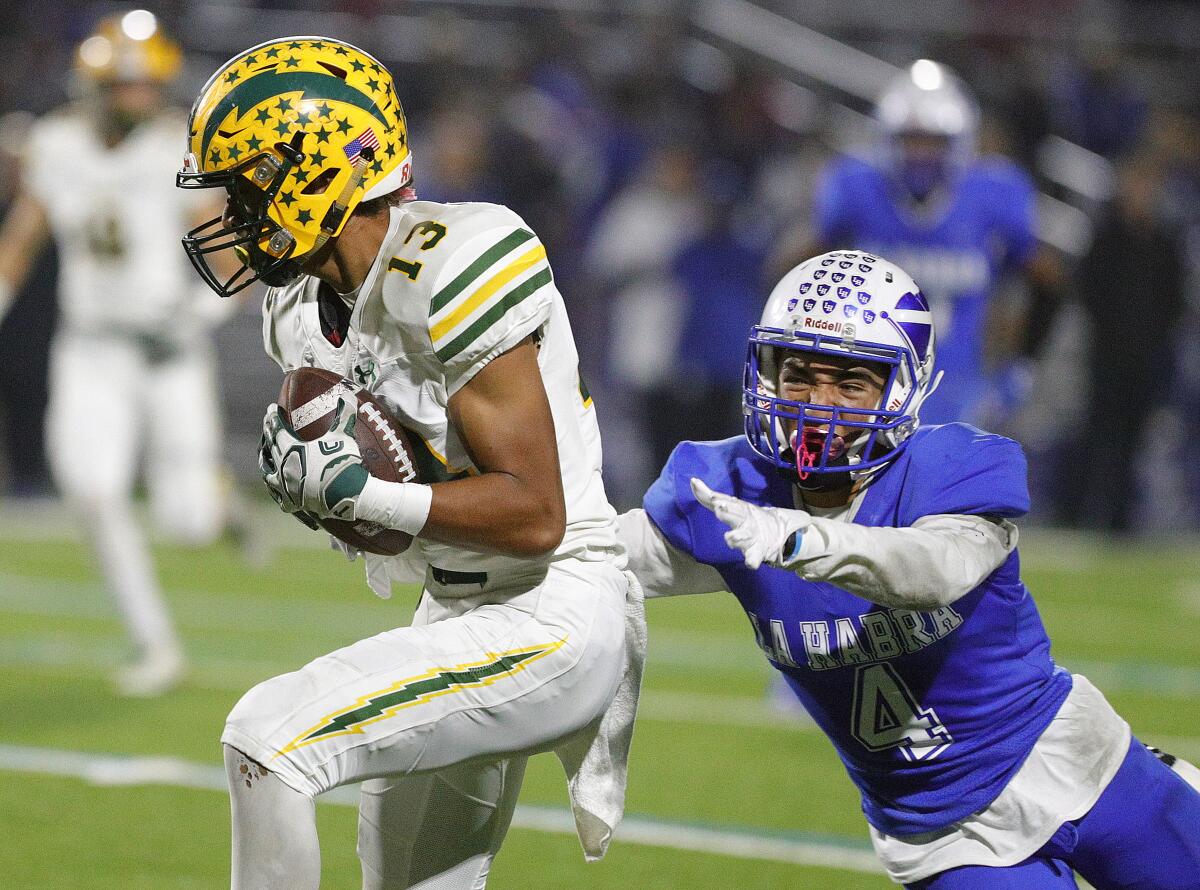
[[744, 250, 939, 487]]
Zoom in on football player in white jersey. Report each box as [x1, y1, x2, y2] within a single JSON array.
[[177, 38, 640, 889], [0, 11, 234, 696]]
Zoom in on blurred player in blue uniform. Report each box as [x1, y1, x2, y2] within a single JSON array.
[[809, 61, 1060, 425], [618, 250, 1200, 888]]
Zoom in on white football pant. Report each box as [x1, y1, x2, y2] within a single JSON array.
[[46, 331, 223, 659], [224, 557, 628, 889]]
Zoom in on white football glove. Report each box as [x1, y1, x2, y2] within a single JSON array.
[[261, 396, 369, 520], [329, 535, 362, 562], [259, 433, 319, 530], [691, 477, 811, 571]]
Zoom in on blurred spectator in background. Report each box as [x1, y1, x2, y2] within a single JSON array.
[[1152, 110, 1200, 527], [0, 11, 237, 695], [646, 166, 768, 471], [1059, 152, 1187, 533], [794, 60, 1063, 429], [0, 111, 56, 495], [1051, 37, 1148, 161], [415, 97, 506, 206], [585, 138, 706, 504]]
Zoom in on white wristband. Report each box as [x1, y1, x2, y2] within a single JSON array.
[[354, 476, 433, 536]]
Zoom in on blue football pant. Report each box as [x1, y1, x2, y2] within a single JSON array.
[[907, 739, 1200, 890]]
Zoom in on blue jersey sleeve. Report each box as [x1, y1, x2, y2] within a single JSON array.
[[643, 438, 763, 568], [983, 159, 1038, 270], [813, 157, 858, 246], [897, 424, 1030, 522]]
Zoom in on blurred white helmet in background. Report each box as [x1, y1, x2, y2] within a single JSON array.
[[874, 60, 979, 199]]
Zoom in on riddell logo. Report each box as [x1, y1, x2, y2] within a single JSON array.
[[803, 317, 843, 333]]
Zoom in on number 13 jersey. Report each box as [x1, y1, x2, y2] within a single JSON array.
[[264, 200, 617, 578]]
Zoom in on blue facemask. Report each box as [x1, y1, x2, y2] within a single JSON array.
[[899, 157, 948, 202]]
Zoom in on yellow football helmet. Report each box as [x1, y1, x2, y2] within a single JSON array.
[[76, 10, 182, 85], [177, 37, 412, 296]]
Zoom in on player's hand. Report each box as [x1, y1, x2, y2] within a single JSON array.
[[329, 535, 362, 562], [258, 430, 320, 529], [261, 396, 369, 520], [691, 478, 811, 570]]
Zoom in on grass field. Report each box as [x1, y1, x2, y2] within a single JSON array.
[[1, 500, 1197, 888]]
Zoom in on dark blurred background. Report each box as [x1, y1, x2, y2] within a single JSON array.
[[1, 0, 1197, 533]]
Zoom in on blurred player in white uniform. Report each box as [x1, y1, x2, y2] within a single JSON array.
[[0, 11, 231, 696], [178, 37, 640, 889]]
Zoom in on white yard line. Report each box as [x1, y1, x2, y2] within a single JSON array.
[[0, 743, 884, 875]]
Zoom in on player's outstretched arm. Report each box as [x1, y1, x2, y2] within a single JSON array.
[[0, 187, 50, 323], [693, 478, 1017, 610], [617, 508, 727, 599]]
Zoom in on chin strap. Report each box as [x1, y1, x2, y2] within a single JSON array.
[[313, 155, 370, 254]]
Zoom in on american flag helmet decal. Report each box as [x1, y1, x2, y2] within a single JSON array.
[[343, 127, 381, 162]]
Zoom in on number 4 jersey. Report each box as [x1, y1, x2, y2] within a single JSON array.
[[642, 424, 1074, 836]]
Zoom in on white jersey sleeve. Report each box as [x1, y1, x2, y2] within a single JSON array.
[[790, 512, 1017, 610], [262, 279, 312, 371], [425, 219, 555, 396], [617, 509, 727, 599], [20, 116, 59, 209]]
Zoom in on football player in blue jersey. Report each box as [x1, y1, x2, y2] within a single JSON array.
[[804, 60, 1062, 426], [618, 250, 1200, 888]]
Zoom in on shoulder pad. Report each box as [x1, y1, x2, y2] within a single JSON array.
[[899, 423, 1029, 520]]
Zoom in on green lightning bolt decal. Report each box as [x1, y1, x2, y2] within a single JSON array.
[[202, 70, 389, 158], [274, 642, 563, 756]]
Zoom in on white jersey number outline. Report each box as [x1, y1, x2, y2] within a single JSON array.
[[851, 662, 953, 762]]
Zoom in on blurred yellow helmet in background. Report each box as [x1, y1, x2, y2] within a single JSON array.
[[75, 10, 182, 85]]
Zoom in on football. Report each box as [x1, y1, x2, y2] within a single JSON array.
[[277, 366, 421, 555]]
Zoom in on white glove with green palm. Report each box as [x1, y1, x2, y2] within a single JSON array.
[[260, 396, 369, 521]]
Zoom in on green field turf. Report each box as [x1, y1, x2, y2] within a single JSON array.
[[1, 503, 1197, 888]]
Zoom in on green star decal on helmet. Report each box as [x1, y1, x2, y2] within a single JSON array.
[[181, 36, 416, 298]]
